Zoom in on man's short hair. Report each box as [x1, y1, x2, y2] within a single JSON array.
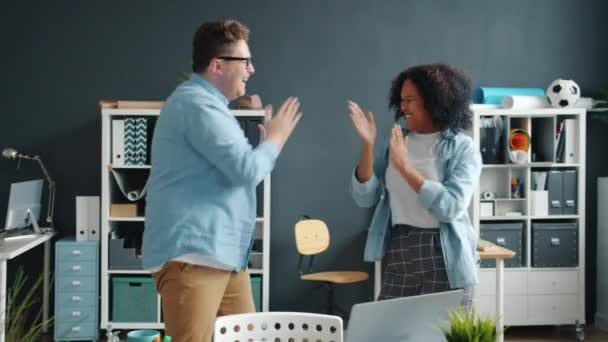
[[192, 19, 250, 73]]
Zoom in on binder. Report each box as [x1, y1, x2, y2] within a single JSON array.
[[124, 118, 138, 165], [563, 119, 577, 164], [246, 119, 262, 147], [245, 119, 263, 217], [530, 190, 549, 216], [135, 118, 148, 165], [479, 117, 504, 164], [75, 196, 89, 241], [237, 118, 247, 133], [554, 121, 565, 161], [562, 170, 577, 215], [546, 170, 563, 215], [76, 196, 100, 241], [112, 120, 125, 166]]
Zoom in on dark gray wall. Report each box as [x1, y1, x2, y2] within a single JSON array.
[[1, 0, 607, 321]]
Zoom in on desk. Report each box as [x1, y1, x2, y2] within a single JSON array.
[[0, 232, 54, 342], [478, 242, 516, 342]]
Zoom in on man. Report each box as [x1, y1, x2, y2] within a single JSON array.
[[142, 19, 301, 341]]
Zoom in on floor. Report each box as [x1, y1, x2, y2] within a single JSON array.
[[505, 325, 608, 341], [41, 325, 608, 341]]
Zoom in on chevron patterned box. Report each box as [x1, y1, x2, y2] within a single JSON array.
[[124, 117, 148, 165]]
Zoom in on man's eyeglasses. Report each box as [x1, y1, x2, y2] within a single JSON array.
[[217, 56, 252, 68]]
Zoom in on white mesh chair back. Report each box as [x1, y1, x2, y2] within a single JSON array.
[[214, 311, 343, 342]]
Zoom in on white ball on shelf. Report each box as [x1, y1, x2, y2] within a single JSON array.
[[546, 79, 580, 108]]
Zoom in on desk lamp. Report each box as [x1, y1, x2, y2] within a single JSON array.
[[2, 147, 55, 231]]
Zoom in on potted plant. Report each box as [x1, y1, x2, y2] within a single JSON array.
[[441, 308, 501, 342], [2, 267, 53, 342]]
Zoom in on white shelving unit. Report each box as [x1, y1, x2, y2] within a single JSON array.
[[100, 106, 271, 332], [471, 106, 586, 330]]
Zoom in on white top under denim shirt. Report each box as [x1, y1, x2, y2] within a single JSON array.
[[142, 74, 279, 271], [351, 128, 482, 289], [386, 131, 440, 228]]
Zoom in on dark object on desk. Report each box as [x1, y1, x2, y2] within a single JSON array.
[[2, 147, 56, 229], [0, 178, 45, 244]]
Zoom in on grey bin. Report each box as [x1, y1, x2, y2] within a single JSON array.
[[480, 222, 524, 268], [109, 238, 143, 270], [532, 222, 578, 267]]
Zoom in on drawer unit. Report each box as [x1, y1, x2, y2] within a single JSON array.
[[476, 294, 528, 326], [55, 322, 98, 340], [478, 269, 528, 296], [56, 292, 98, 308], [55, 239, 99, 341], [56, 276, 97, 293], [532, 222, 578, 267], [56, 244, 98, 261], [527, 270, 578, 295], [56, 261, 97, 277], [527, 294, 580, 325]]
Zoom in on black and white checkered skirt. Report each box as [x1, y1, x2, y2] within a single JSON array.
[[379, 224, 473, 310]]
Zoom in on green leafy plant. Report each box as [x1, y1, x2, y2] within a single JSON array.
[[2, 267, 53, 342], [441, 308, 501, 342]]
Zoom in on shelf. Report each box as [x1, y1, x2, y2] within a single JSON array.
[[110, 165, 151, 170], [528, 267, 581, 272], [230, 110, 265, 117], [102, 109, 160, 116], [99, 108, 271, 330], [529, 163, 581, 168], [530, 215, 579, 220], [479, 267, 580, 272], [480, 215, 579, 220], [103, 322, 164, 329], [483, 163, 580, 168], [474, 109, 586, 327], [472, 106, 585, 116], [101, 107, 273, 332], [480, 216, 528, 220], [108, 217, 145, 222], [479, 267, 529, 271], [479, 268, 529, 273], [108, 269, 150, 274]]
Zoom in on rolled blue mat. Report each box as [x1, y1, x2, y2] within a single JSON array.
[[474, 87, 545, 104]]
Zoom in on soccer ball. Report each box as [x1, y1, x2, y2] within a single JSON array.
[[546, 79, 580, 108]]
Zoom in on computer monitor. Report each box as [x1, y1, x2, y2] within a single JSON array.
[[346, 290, 464, 342], [3, 179, 43, 231]]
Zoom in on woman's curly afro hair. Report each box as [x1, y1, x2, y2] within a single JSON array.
[[389, 63, 473, 132]]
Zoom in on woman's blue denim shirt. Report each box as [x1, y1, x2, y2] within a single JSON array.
[[351, 129, 482, 288]]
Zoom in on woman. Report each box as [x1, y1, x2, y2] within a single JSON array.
[[349, 64, 481, 309]]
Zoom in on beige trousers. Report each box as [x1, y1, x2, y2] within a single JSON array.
[[153, 261, 255, 342]]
